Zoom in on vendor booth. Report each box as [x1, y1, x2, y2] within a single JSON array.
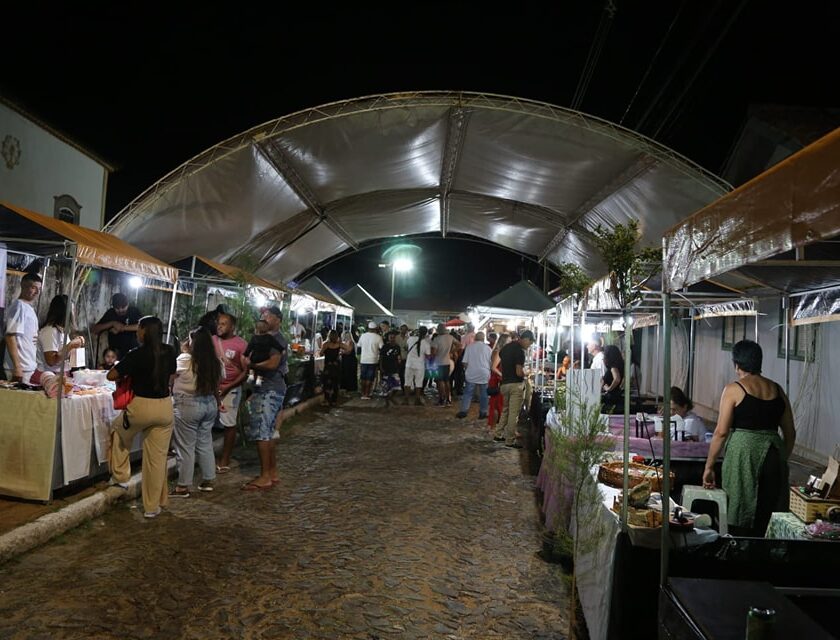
[[339, 283, 394, 325], [1, 202, 179, 502], [653, 127, 840, 637], [172, 255, 336, 408]]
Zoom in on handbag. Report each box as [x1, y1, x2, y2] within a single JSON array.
[[112, 375, 135, 410], [487, 383, 500, 396]]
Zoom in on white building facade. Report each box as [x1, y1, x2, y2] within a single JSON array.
[[1, 99, 110, 230]]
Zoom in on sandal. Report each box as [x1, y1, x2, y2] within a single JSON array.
[[169, 486, 190, 498], [216, 465, 231, 474], [241, 481, 272, 491]]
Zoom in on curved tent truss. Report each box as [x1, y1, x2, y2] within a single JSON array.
[[106, 91, 730, 284]]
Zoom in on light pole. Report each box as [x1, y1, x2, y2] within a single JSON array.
[[379, 258, 413, 311]]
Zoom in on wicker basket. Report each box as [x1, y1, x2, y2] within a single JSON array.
[[789, 487, 840, 523], [598, 461, 675, 493]]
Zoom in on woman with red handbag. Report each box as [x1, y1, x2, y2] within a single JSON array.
[[107, 316, 177, 519]]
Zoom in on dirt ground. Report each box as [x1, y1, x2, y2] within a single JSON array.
[[0, 395, 569, 639]]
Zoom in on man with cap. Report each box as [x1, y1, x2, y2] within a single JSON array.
[[358, 321, 383, 400], [242, 305, 288, 490], [93, 292, 142, 359], [494, 329, 534, 448]]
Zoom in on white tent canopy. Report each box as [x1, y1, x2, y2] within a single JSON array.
[[105, 92, 729, 285]]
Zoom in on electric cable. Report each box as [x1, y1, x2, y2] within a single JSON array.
[[571, 1, 617, 110], [653, 0, 750, 140], [620, 0, 686, 126]]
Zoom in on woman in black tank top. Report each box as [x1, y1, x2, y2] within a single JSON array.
[[703, 340, 796, 536]]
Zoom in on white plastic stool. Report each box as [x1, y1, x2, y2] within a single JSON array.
[[680, 485, 728, 535]]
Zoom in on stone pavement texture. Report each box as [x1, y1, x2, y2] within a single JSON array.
[[0, 398, 568, 639]]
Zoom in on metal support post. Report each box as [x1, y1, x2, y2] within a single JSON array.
[[660, 293, 672, 587]]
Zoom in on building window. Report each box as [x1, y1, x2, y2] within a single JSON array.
[[53, 194, 81, 225], [777, 306, 817, 362], [721, 316, 748, 350]]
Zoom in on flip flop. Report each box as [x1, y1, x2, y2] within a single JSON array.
[[241, 482, 272, 491], [271, 478, 281, 485], [216, 465, 231, 474]]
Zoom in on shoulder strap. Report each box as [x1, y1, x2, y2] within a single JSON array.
[[734, 381, 746, 392]]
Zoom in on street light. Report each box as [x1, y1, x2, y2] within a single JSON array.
[[379, 258, 413, 311]]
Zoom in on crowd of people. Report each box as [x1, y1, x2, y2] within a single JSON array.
[[332, 320, 535, 447], [2, 272, 797, 534]]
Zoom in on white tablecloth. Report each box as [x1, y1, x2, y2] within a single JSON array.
[[60, 393, 120, 483]]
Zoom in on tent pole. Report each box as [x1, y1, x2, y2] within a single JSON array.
[[660, 293, 672, 587], [54, 243, 78, 501], [165, 279, 178, 344], [654, 323, 660, 400], [783, 295, 791, 396], [622, 309, 631, 530], [687, 306, 696, 400]]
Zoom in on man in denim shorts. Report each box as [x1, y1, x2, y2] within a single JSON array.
[[243, 306, 288, 491]]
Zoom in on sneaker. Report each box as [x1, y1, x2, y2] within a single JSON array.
[[455, 411, 467, 419], [493, 436, 506, 442], [169, 486, 190, 498], [143, 508, 162, 519], [198, 481, 214, 492], [478, 413, 488, 419], [108, 477, 129, 490]]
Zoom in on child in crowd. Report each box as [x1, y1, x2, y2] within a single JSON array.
[[244, 320, 284, 387], [100, 348, 118, 370], [378, 331, 402, 407]]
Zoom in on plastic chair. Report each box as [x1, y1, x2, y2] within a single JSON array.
[[681, 485, 728, 535]]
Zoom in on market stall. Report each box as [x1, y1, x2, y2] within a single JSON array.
[[1, 202, 178, 501], [171, 255, 334, 408], [655, 127, 840, 635]]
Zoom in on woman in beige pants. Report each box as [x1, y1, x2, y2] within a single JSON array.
[[108, 316, 177, 518]]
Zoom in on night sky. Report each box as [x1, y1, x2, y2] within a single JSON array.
[[3, 2, 839, 308]]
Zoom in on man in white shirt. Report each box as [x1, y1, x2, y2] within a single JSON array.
[[358, 321, 384, 400], [290, 317, 306, 342], [456, 331, 491, 419], [3, 272, 42, 383], [587, 340, 605, 375]]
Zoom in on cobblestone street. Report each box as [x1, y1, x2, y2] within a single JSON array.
[[0, 398, 568, 639]]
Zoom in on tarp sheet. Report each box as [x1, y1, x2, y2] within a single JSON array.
[[663, 127, 840, 292], [1, 202, 178, 283], [104, 92, 729, 285], [340, 284, 393, 317], [475, 280, 555, 315]]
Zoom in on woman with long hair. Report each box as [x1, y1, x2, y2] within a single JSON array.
[[703, 340, 795, 536], [36, 294, 85, 375], [487, 334, 510, 430], [170, 327, 224, 497], [320, 329, 342, 406], [601, 344, 624, 411], [340, 326, 358, 394], [107, 316, 177, 518]]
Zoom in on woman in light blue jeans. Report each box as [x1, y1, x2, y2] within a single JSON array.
[[171, 327, 223, 497]]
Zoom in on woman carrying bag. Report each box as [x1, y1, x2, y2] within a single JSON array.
[[107, 316, 177, 519], [170, 327, 223, 497]]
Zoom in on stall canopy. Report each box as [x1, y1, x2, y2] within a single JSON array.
[[299, 276, 353, 309], [1, 202, 178, 283], [104, 92, 729, 286], [173, 255, 289, 293], [663, 127, 840, 295], [340, 284, 393, 317], [474, 280, 555, 316]]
